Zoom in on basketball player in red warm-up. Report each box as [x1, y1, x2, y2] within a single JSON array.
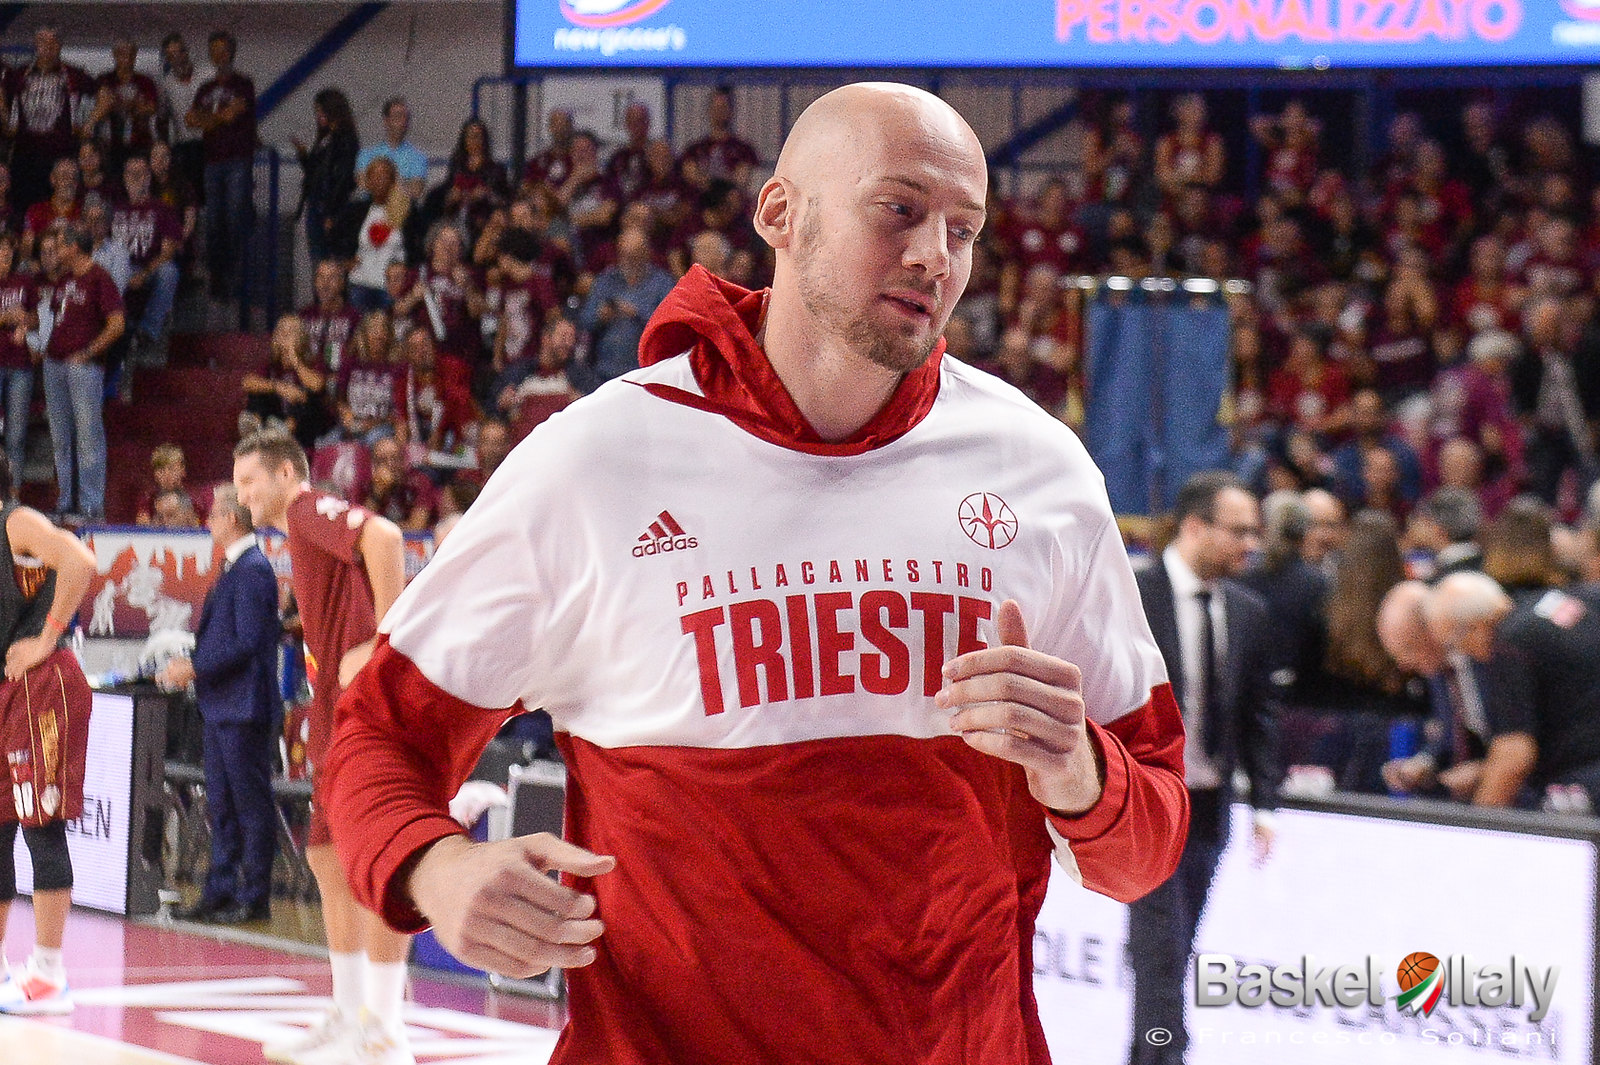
[[0, 458, 97, 1016], [232, 431, 412, 1065], [325, 83, 1190, 1065]]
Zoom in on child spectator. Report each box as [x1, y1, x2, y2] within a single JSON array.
[[135, 444, 208, 525], [242, 314, 332, 448]]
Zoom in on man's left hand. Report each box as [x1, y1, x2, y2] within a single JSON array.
[[5, 634, 56, 681], [937, 599, 1104, 816], [160, 657, 196, 689]]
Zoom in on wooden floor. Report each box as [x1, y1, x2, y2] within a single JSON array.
[[0, 900, 566, 1064]]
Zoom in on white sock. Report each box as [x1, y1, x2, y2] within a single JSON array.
[[363, 960, 408, 1031], [329, 951, 364, 1019], [32, 947, 64, 982]]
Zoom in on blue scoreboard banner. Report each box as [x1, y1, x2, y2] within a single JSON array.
[[510, 0, 1600, 70]]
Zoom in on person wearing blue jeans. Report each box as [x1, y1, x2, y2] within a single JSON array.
[[41, 223, 123, 519], [203, 158, 253, 299], [187, 32, 256, 300], [0, 368, 33, 495]]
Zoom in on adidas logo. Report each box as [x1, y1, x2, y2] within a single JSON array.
[[632, 510, 699, 557]]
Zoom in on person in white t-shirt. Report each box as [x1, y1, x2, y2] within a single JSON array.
[[324, 82, 1190, 1065], [336, 157, 410, 313]]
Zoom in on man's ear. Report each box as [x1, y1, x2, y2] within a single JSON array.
[[753, 176, 795, 251]]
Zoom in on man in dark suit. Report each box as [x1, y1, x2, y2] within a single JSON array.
[[1128, 471, 1282, 1065], [160, 483, 281, 924]]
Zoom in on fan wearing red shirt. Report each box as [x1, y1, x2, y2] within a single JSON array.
[[185, 31, 255, 299], [88, 40, 159, 172], [231, 430, 410, 1063], [21, 159, 79, 266], [41, 222, 122, 519], [0, 236, 38, 487], [4, 28, 92, 212], [1266, 328, 1352, 436], [679, 86, 761, 193]]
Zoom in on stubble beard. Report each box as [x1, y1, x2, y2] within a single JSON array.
[[793, 210, 938, 375]]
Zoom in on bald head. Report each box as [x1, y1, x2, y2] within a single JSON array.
[[1424, 571, 1513, 661], [756, 83, 988, 380], [1377, 580, 1444, 676], [774, 83, 984, 198]]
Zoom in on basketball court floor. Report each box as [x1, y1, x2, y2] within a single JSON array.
[[0, 900, 566, 1064]]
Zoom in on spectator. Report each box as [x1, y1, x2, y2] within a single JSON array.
[[679, 86, 761, 192], [356, 97, 427, 203], [393, 327, 471, 453], [1251, 98, 1320, 205], [42, 221, 123, 520], [605, 101, 655, 201], [149, 488, 200, 528], [1266, 327, 1351, 437], [0, 235, 37, 496], [112, 156, 183, 357], [21, 158, 79, 266], [556, 131, 620, 270], [453, 415, 511, 495], [242, 314, 331, 449], [90, 39, 159, 175], [1481, 496, 1563, 601], [1302, 487, 1349, 573], [4, 27, 93, 211], [494, 314, 580, 438], [634, 137, 693, 243], [1516, 297, 1600, 504], [83, 197, 131, 295], [295, 88, 359, 265], [492, 227, 561, 376], [333, 310, 402, 443], [1316, 510, 1427, 792], [187, 30, 256, 300], [333, 157, 414, 313], [157, 33, 206, 197], [429, 118, 508, 244], [392, 224, 484, 390], [76, 141, 115, 203], [521, 107, 574, 191], [1241, 490, 1329, 718], [574, 228, 672, 393], [134, 443, 207, 526], [1083, 95, 1145, 205], [1330, 388, 1423, 511], [1405, 487, 1484, 580], [361, 434, 436, 532], [148, 140, 199, 250], [1154, 92, 1224, 197], [301, 259, 361, 374]]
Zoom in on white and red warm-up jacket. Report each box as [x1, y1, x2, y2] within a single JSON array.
[[327, 267, 1188, 1065]]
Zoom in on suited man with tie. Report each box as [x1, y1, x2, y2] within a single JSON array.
[[160, 484, 282, 924], [1128, 471, 1281, 1065]]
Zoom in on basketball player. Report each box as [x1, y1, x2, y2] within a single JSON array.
[[0, 457, 96, 1014], [231, 431, 412, 1065], [327, 83, 1190, 1063]]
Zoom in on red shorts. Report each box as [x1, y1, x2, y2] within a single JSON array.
[[1, 648, 92, 827], [306, 682, 339, 847]]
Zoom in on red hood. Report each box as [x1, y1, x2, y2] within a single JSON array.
[[635, 265, 943, 456]]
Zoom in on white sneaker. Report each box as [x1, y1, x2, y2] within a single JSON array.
[[262, 1006, 358, 1064], [0, 956, 73, 1015], [355, 1012, 416, 1065]]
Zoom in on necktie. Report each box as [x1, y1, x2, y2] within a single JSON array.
[[1195, 588, 1221, 756], [1443, 665, 1472, 766]]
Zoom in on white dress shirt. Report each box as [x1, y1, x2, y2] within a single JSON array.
[[1163, 544, 1225, 790]]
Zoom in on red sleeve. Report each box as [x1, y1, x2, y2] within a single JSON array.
[[325, 636, 513, 931], [1046, 682, 1189, 902], [291, 492, 368, 565], [98, 267, 124, 316]]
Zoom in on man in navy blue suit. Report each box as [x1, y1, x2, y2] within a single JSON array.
[[160, 483, 282, 925]]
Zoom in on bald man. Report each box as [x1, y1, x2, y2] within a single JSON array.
[[324, 83, 1187, 1064]]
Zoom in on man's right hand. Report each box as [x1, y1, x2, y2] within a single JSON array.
[[409, 832, 615, 979]]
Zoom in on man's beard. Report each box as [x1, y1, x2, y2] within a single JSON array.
[[793, 210, 939, 374]]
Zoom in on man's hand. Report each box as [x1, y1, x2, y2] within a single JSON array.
[[159, 657, 196, 689], [5, 634, 56, 681], [1381, 753, 1437, 795], [1439, 759, 1484, 802], [937, 599, 1104, 815], [1251, 820, 1275, 866], [410, 833, 616, 978], [339, 636, 377, 689]]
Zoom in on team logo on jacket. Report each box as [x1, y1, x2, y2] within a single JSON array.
[[959, 493, 1017, 550], [633, 510, 699, 557], [559, 0, 671, 27]]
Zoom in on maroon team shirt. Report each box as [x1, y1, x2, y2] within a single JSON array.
[[285, 489, 376, 703], [111, 200, 182, 269], [94, 70, 160, 155], [680, 133, 761, 185], [0, 274, 36, 370], [300, 303, 361, 372], [193, 72, 257, 164], [6, 63, 92, 160], [45, 263, 122, 362], [22, 199, 78, 238]]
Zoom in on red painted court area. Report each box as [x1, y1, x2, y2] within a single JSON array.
[[0, 902, 566, 1064]]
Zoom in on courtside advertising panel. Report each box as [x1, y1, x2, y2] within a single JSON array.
[[1034, 804, 1594, 1063], [512, 0, 1600, 71]]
